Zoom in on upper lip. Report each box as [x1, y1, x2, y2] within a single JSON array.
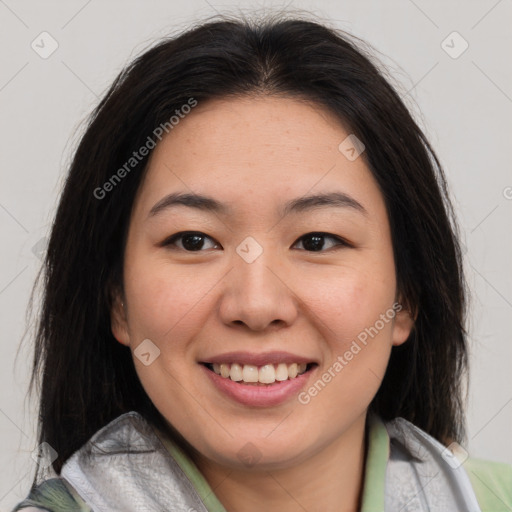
[[200, 351, 318, 366]]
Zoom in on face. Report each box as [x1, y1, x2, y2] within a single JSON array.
[[111, 95, 413, 471]]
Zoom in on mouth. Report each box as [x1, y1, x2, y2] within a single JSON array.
[[200, 361, 318, 386], [198, 351, 320, 406]]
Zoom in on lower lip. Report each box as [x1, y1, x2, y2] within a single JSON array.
[[200, 364, 317, 407]]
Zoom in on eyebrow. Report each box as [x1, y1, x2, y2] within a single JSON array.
[[147, 191, 367, 219]]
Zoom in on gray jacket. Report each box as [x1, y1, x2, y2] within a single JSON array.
[[13, 411, 510, 511]]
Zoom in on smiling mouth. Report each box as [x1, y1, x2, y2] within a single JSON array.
[[201, 362, 318, 385]]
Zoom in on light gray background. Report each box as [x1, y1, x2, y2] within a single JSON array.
[[1, 0, 511, 509]]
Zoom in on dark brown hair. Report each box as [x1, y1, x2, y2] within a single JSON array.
[[26, 11, 468, 482]]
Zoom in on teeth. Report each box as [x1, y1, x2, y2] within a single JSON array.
[[275, 363, 289, 381], [220, 363, 230, 378], [242, 365, 259, 383], [230, 363, 243, 381], [259, 364, 275, 384], [209, 362, 310, 384]]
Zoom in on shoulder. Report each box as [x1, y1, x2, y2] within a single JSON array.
[[464, 457, 512, 511], [11, 477, 91, 512], [16, 411, 214, 511], [383, 416, 512, 511]]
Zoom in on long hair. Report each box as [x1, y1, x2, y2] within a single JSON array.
[[26, 11, 468, 482]]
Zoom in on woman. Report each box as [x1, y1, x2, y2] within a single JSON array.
[[13, 12, 512, 512]]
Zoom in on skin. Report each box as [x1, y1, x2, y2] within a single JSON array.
[[111, 95, 414, 512]]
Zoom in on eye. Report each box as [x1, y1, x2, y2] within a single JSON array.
[[161, 231, 219, 252], [161, 231, 351, 253], [292, 232, 351, 252]]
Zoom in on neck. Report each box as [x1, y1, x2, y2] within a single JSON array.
[[192, 412, 368, 512]]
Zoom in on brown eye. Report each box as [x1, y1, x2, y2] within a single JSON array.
[[293, 232, 350, 252], [162, 231, 219, 251], [162, 231, 350, 253]]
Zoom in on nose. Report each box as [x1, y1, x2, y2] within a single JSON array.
[[218, 245, 299, 332]]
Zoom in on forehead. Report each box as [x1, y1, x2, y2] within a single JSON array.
[[164, 95, 350, 163], [134, 95, 384, 221]]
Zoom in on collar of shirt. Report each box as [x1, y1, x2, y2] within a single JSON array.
[[154, 412, 389, 512]]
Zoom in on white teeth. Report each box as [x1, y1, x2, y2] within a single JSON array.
[[209, 362, 310, 383], [229, 363, 243, 381], [275, 363, 289, 381], [242, 365, 259, 383], [259, 364, 276, 384], [220, 363, 230, 378]]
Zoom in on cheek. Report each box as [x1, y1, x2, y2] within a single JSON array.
[[302, 258, 397, 341], [124, 253, 214, 342], [297, 273, 395, 427], [296, 255, 397, 400]]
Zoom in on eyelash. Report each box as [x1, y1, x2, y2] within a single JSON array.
[[161, 231, 352, 252]]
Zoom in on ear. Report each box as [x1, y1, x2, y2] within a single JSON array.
[[391, 300, 416, 347], [110, 289, 130, 347]]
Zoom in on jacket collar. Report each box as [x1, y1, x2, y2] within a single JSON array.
[[60, 411, 481, 512]]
